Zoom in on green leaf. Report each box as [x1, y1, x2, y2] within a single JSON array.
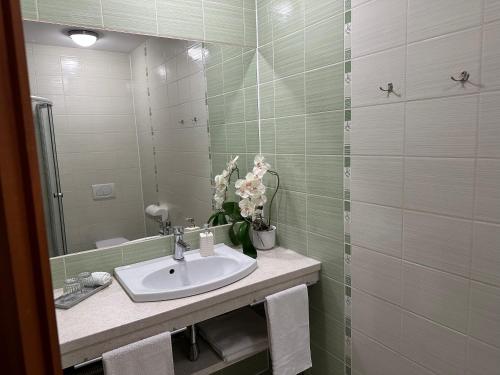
[[218, 212, 228, 225], [238, 221, 257, 258], [228, 222, 241, 246], [213, 214, 219, 226], [207, 212, 218, 225]]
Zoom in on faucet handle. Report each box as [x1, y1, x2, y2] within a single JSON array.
[[173, 226, 184, 235]]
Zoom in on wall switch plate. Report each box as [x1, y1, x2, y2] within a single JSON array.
[[92, 183, 115, 200]]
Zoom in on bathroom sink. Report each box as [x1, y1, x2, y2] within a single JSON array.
[[114, 244, 258, 302]]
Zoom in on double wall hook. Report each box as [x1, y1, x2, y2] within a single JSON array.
[[379, 82, 394, 93], [451, 71, 470, 83]]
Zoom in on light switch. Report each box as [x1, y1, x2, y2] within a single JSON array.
[[92, 183, 115, 200]]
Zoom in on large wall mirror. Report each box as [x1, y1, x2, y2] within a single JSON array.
[[24, 21, 258, 257]]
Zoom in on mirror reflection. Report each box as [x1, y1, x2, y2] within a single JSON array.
[[25, 21, 258, 257]]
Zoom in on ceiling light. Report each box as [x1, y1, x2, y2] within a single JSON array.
[[68, 30, 98, 47]]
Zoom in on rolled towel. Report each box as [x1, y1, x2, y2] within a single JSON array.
[[92, 272, 112, 286]]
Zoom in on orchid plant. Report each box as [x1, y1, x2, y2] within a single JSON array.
[[207, 155, 279, 258]]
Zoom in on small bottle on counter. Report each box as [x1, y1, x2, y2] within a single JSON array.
[[199, 224, 214, 257]]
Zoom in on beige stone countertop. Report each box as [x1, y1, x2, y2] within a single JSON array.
[[56, 247, 321, 367]]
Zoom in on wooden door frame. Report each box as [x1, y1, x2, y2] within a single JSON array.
[[0, 0, 62, 374]]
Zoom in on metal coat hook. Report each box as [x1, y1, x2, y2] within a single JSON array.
[[379, 82, 394, 94], [451, 71, 470, 83]]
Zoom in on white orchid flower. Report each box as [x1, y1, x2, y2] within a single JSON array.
[[235, 173, 266, 199], [239, 198, 256, 218], [214, 174, 228, 192], [253, 155, 271, 175], [227, 155, 239, 171], [214, 193, 225, 209]]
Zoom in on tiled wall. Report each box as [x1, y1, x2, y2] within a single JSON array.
[[205, 43, 259, 193], [131, 37, 212, 230], [26, 43, 146, 253], [350, 1, 500, 374], [255, 0, 347, 373], [21, 0, 256, 47], [49, 224, 232, 289]]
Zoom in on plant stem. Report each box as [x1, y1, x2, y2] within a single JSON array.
[[267, 170, 280, 227]]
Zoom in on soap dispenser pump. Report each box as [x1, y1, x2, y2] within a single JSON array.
[[199, 224, 214, 257]]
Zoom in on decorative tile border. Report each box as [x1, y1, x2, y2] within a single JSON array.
[[343, 1, 352, 374]]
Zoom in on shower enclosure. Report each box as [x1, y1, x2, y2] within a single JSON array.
[[31, 96, 67, 257]]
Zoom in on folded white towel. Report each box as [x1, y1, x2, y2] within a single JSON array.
[[91, 272, 111, 286], [102, 332, 175, 375], [265, 284, 312, 375], [198, 307, 268, 362]]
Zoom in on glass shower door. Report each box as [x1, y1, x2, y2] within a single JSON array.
[[32, 98, 68, 256]]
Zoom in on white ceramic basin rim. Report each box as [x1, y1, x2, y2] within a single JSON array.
[[114, 244, 257, 302]]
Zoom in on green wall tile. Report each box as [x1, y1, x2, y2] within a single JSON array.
[[207, 64, 224, 97], [245, 120, 260, 153], [306, 195, 343, 240], [271, 0, 305, 40], [259, 82, 275, 119], [224, 89, 245, 123], [208, 95, 225, 126], [211, 153, 229, 176], [304, 0, 344, 26], [38, 0, 102, 27], [260, 119, 276, 154], [276, 115, 306, 154], [102, 0, 157, 34], [244, 86, 258, 121], [226, 122, 246, 153], [243, 51, 257, 87], [276, 223, 307, 254], [223, 57, 244, 93], [306, 155, 343, 198], [222, 45, 243, 61], [244, 9, 257, 47], [309, 275, 344, 318], [305, 14, 344, 71], [258, 43, 274, 83], [204, 2, 245, 46], [21, 0, 38, 19], [257, 0, 273, 46], [309, 343, 345, 375], [307, 232, 344, 282], [275, 74, 305, 117], [122, 237, 170, 265], [243, 0, 255, 10], [274, 31, 305, 79], [276, 155, 306, 192], [276, 189, 307, 228], [157, 0, 204, 41], [305, 63, 344, 113], [64, 247, 123, 278], [50, 257, 66, 289], [210, 125, 227, 153], [310, 306, 345, 361], [306, 111, 344, 155], [204, 43, 223, 68]]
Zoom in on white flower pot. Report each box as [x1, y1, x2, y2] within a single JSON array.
[[251, 225, 277, 250]]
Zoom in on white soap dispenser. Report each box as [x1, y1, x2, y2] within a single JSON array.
[[199, 224, 214, 257]]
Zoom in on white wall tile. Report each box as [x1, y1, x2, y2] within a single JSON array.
[[352, 47, 406, 107], [351, 156, 403, 207], [351, 103, 404, 156], [403, 211, 472, 277], [352, 245, 402, 305], [352, 289, 402, 351], [472, 222, 500, 287], [351, 0, 406, 57], [406, 28, 481, 100], [351, 202, 402, 257], [405, 95, 478, 157], [401, 312, 467, 375], [478, 92, 500, 158], [352, 330, 435, 375], [469, 281, 500, 348], [404, 157, 475, 218], [402, 262, 469, 332], [407, 0, 482, 43], [485, 0, 500, 23], [482, 21, 500, 91], [474, 159, 500, 223], [466, 338, 500, 375]]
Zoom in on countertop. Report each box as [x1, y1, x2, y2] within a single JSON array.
[[55, 247, 321, 368]]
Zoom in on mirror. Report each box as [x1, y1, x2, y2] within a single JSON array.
[[24, 21, 258, 257]]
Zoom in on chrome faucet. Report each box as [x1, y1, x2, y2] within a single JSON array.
[[173, 226, 190, 261]]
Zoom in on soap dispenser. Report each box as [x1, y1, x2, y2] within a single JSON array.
[[199, 224, 214, 257]]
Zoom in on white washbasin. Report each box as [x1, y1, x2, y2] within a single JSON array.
[[114, 244, 257, 302]]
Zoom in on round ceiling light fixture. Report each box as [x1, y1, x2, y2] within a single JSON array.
[[68, 30, 99, 47]]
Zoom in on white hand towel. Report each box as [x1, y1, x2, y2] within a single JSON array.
[[265, 284, 312, 375], [102, 331, 175, 375]]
